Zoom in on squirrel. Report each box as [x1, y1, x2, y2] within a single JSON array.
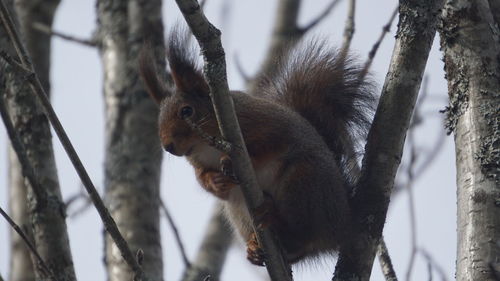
[[139, 30, 376, 266]]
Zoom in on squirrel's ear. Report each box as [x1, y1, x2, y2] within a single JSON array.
[[139, 46, 170, 104], [170, 67, 209, 98], [167, 27, 210, 98]]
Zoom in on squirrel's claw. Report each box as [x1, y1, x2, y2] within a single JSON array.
[[208, 172, 236, 200], [246, 232, 266, 266], [220, 155, 239, 183]]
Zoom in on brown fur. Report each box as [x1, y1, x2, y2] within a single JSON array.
[[139, 30, 376, 266]]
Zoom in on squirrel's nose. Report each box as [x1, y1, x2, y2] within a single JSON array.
[[163, 143, 175, 154]]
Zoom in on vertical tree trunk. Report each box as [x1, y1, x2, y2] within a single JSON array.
[[439, 1, 500, 280], [97, 0, 165, 280], [7, 1, 60, 280], [1, 0, 77, 280]]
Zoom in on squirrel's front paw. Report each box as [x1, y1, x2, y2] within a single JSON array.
[[205, 171, 237, 200], [246, 232, 266, 266]]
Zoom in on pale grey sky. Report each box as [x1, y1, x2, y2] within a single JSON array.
[[0, 1, 455, 280]]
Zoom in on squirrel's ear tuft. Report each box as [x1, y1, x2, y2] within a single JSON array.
[[167, 27, 210, 97], [139, 46, 169, 104]]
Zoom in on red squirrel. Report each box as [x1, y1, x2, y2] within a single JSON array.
[[139, 31, 376, 266]]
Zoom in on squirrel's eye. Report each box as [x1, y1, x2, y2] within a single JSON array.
[[180, 106, 194, 119]]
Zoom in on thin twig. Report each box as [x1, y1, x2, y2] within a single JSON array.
[[0, 205, 54, 280], [340, 0, 355, 57], [359, 5, 398, 80], [0, 1, 147, 279], [418, 249, 449, 281], [377, 238, 398, 281], [405, 130, 418, 281], [159, 199, 191, 268], [184, 117, 232, 153], [32, 22, 97, 47], [301, 0, 342, 33]]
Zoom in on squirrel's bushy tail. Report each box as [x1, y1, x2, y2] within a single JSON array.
[[254, 40, 377, 183]]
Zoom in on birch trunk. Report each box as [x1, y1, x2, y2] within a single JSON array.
[[97, 0, 165, 280], [1, 0, 76, 280], [7, 1, 60, 280], [439, 1, 500, 280]]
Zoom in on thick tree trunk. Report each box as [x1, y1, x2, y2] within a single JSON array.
[[97, 0, 165, 280], [7, 1, 60, 280], [0, 0, 77, 280], [439, 1, 500, 280]]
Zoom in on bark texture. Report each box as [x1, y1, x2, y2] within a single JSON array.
[[439, 1, 500, 280], [0, 0, 77, 280], [7, 1, 60, 280], [97, 0, 165, 280], [182, 204, 232, 281], [332, 0, 444, 280]]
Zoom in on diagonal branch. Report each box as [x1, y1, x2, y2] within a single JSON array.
[[0, 205, 54, 280], [339, 0, 355, 57], [173, 1, 293, 280], [332, 0, 445, 280], [300, 0, 342, 33], [0, 1, 147, 279], [160, 199, 191, 268], [32, 22, 97, 47], [359, 5, 398, 81]]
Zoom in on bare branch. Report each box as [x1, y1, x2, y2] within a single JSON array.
[[339, 0, 355, 57], [0, 1, 147, 279], [359, 5, 398, 80], [173, 1, 292, 280], [405, 129, 418, 281], [419, 249, 449, 281], [160, 199, 191, 268], [32, 22, 97, 47], [333, 1, 445, 279], [0, 205, 54, 280], [300, 0, 342, 33], [377, 239, 398, 281]]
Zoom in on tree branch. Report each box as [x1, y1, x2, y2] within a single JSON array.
[[32, 22, 97, 47], [173, 1, 293, 280], [0, 205, 54, 280], [377, 239, 398, 281], [359, 5, 398, 81], [332, 1, 445, 279], [339, 0, 355, 57], [160, 199, 191, 268], [301, 0, 341, 33], [0, 1, 147, 279]]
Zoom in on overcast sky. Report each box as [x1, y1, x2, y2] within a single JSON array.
[[0, 1, 456, 280]]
